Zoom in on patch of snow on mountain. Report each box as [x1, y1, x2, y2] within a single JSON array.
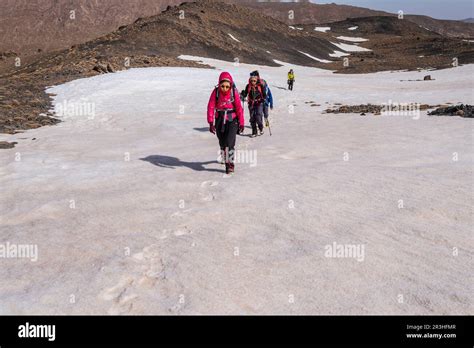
[[315, 27, 331, 33], [228, 33, 241, 43], [336, 36, 369, 42], [329, 50, 350, 58], [330, 42, 372, 52], [297, 51, 331, 63]]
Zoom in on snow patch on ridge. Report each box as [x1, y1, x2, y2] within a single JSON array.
[[297, 51, 331, 63], [315, 27, 331, 33], [228, 33, 241, 43], [337, 36, 369, 42], [329, 51, 350, 58], [330, 42, 372, 52]]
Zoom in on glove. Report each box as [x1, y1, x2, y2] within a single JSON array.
[[239, 125, 245, 134], [209, 123, 216, 134], [270, 106, 273, 110], [265, 119, 270, 128]]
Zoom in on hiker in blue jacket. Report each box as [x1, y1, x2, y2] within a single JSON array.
[[264, 85, 273, 128]]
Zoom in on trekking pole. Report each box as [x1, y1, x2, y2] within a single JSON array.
[[240, 94, 245, 135], [265, 118, 272, 136]]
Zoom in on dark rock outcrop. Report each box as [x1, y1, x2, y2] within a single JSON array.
[[428, 104, 473, 118]]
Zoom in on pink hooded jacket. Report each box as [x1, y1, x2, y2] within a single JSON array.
[[207, 72, 244, 126]]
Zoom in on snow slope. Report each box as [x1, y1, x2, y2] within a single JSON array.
[[329, 50, 350, 58], [297, 51, 331, 63], [228, 33, 241, 43], [315, 26, 331, 33], [331, 41, 372, 52], [336, 36, 369, 42], [0, 57, 472, 315]]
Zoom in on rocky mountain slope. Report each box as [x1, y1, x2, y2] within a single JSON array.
[[233, 0, 474, 38], [2, 0, 473, 67], [306, 16, 474, 74], [237, 0, 390, 22], [0, 0, 182, 56], [405, 15, 474, 38]]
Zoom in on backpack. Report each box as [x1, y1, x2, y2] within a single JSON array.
[[215, 82, 237, 105], [260, 79, 270, 99], [246, 82, 265, 104]]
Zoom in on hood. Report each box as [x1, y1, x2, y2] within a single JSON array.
[[219, 72, 233, 85]]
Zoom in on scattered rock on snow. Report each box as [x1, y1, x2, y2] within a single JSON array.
[[0, 141, 17, 149], [428, 104, 473, 118], [325, 104, 383, 114], [326, 103, 442, 115]]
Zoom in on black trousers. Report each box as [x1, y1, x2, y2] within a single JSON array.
[[249, 103, 264, 134], [288, 80, 294, 90], [215, 114, 238, 162]]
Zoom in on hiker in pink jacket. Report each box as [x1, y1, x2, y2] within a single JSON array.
[[207, 72, 245, 174]]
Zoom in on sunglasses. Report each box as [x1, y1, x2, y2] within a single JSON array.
[[220, 84, 231, 90]]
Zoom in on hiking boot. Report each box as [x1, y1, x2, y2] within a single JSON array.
[[219, 150, 226, 164], [259, 129, 264, 136], [251, 133, 257, 138]]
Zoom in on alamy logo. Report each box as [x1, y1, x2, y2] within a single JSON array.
[[217, 149, 257, 167], [324, 242, 365, 262], [0, 242, 38, 262], [54, 99, 95, 119], [18, 322, 56, 341], [381, 100, 421, 119]]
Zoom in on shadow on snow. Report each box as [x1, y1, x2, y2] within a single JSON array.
[[140, 155, 223, 173]]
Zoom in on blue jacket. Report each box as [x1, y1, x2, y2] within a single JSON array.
[[265, 86, 273, 108]]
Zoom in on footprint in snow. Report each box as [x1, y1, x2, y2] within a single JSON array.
[[170, 209, 192, 218], [200, 180, 219, 188]]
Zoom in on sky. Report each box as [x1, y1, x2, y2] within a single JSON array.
[[309, 0, 474, 20]]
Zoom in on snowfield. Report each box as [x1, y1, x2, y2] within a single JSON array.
[[297, 50, 331, 63], [315, 26, 331, 33], [0, 56, 473, 315], [329, 50, 350, 58], [331, 41, 372, 52], [336, 36, 369, 42], [228, 33, 241, 43]]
